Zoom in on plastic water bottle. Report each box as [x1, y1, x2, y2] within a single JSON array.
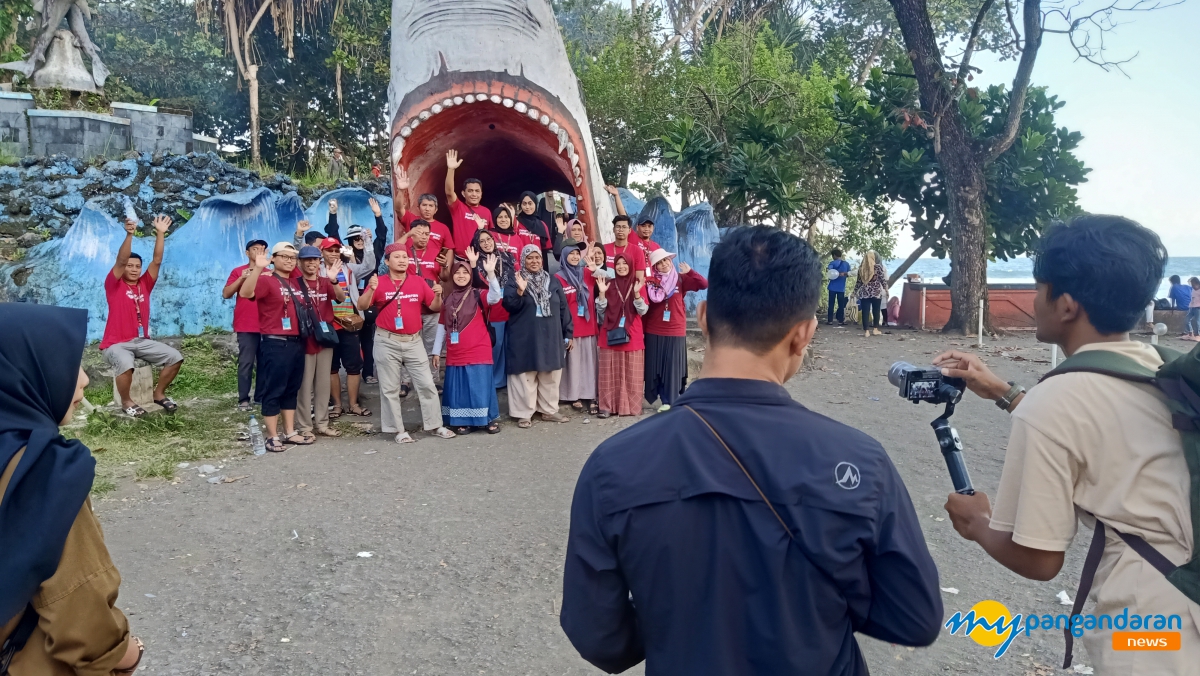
[[248, 416, 266, 456], [122, 195, 138, 225]]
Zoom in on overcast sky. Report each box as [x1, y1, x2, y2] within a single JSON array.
[[926, 1, 1200, 258]]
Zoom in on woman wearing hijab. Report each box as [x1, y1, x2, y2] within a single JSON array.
[[594, 253, 649, 418], [490, 203, 528, 261], [433, 258, 503, 434], [555, 239, 600, 414], [502, 244, 573, 428], [1, 304, 145, 674], [852, 250, 889, 337], [469, 227, 516, 389], [643, 249, 708, 412], [516, 191, 558, 259]]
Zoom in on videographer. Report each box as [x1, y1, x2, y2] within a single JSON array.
[[936, 215, 1199, 673], [560, 226, 942, 675]]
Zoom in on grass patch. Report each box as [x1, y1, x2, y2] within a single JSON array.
[[169, 336, 238, 398]]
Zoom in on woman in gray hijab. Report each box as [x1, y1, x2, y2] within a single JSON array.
[[502, 245, 573, 428]]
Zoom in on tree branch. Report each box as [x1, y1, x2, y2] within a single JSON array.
[[662, 0, 724, 53], [856, 25, 892, 85], [943, 0, 996, 114], [243, 0, 274, 69], [1004, 0, 1023, 50], [981, 0, 1042, 163]]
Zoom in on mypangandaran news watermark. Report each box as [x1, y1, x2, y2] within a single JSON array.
[[944, 599, 1183, 658]]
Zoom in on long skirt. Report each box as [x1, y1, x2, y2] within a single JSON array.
[[644, 333, 688, 406], [491, 322, 507, 389], [442, 364, 499, 427], [560, 335, 598, 401], [598, 348, 645, 416]]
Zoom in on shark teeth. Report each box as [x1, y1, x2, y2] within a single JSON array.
[[431, 104, 443, 114], [418, 110, 431, 121], [453, 96, 464, 105], [515, 102, 528, 113]]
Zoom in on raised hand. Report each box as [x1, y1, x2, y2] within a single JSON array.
[[361, 229, 373, 243], [368, 275, 379, 291], [678, 261, 691, 275], [436, 249, 452, 267], [446, 150, 463, 169], [296, 219, 312, 233], [396, 168, 410, 190], [483, 254, 497, 276], [634, 278, 645, 294], [328, 258, 344, 279], [470, 213, 487, 229], [432, 283, 443, 296], [595, 275, 609, 295], [123, 217, 137, 235], [253, 252, 269, 269], [153, 214, 172, 235], [328, 199, 338, 214], [604, 185, 619, 196], [368, 197, 382, 217], [515, 272, 528, 293], [465, 246, 479, 267], [556, 213, 567, 234]]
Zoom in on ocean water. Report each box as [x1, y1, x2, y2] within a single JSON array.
[[881, 256, 1200, 300]]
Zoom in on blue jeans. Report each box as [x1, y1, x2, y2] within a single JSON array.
[[1187, 308, 1200, 335], [827, 290, 847, 323]]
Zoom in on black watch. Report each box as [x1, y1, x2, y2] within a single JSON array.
[[995, 382, 1025, 411]]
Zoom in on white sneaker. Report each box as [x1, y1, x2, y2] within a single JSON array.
[[657, 404, 671, 413]]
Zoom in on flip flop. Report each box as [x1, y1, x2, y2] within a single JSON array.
[[454, 426, 473, 435], [517, 419, 532, 428], [364, 376, 379, 384], [570, 401, 584, 411], [285, 432, 315, 445], [329, 407, 342, 419], [123, 405, 147, 418], [394, 432, 415, 444], [316, 428, 342, 437], [588, 402, 599, 415], [154, 397, 178, 412], [349, 406, 372, 417], [486, 421, 501, 434], [431, 427, 457, 439]]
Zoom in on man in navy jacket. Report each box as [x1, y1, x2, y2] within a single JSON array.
[[560, 226, 943, 675]]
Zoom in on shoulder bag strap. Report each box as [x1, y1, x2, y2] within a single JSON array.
[[273, 272, 309, 335], [682, 405, 793, 540], [0, 604, 38, 676]]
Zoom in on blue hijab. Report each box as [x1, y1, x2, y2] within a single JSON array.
[[0, 303, 96, 622]]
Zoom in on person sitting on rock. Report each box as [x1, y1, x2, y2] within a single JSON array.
[[100, 214, 184, 417]]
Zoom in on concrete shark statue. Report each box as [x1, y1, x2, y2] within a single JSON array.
[[388, 0, 614, 241]]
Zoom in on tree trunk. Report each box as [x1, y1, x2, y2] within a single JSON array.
[[939, 127, 988, 333], [619, 163, 629, 189], [887, 239, 933, 287], [248, 63, 261, 167]]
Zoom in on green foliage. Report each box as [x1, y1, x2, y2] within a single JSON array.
[[0, 0, 32, 64], [831, 65, 1089, 261], [168, 336, 238, 398]]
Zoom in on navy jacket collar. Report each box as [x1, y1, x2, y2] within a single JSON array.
[[676, 377, 795, 406]]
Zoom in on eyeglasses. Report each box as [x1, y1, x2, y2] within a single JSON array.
[[275, 254, 298, 261]]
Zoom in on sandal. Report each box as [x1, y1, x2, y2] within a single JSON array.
[[394, 432, 415, 444], [285, 432, 315, 445], [154, 397, 178, 413], [587, 402, 599, 415], [316, 428, 342, 437], [236, 401, 253, 412], [486, 421, 501, 434], [538, 412, 570, 423], [453, 426, 473, 435], [329, 407, 342, 419], [517, 419, 532, 429], [364, 376, 378, 384], [348, 406, 372, 417], [123, 405, 147, 418], [570, 401, 584, 411], [596, 411, 611, 419], [431, 427, 457, 439], [400, 384, 412, 398], [265, 437, 287, 453]]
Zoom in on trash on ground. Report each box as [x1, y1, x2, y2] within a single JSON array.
[[206, 476, 225, 484], [1073, 666, 1093, 674], [144, 593, 156, 598], [291, 530, 299, 540], [364, 450, 377, 455], [940, 587, 959, 594], [1057, 590, 1073, 605], [177, 462, 190, 469], [356, 551, 373, 558], [198, 464, 217, 474]]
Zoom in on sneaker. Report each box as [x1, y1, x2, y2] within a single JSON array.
[[657, 404, 671, 413]]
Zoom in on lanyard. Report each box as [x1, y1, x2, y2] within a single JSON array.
[[125, 281, 144, 331]]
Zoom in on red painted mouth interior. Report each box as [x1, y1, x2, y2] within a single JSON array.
[[396, 100, 581, 227]]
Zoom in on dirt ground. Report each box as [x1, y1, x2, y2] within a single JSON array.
[[94, 325, 1179, 675]]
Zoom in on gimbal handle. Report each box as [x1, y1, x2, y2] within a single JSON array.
[[932, 401, 974, 495]]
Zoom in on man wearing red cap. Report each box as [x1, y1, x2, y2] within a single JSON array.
[[359, 242, 457, 442]]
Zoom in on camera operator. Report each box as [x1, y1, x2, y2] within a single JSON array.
[[936, 215, 1199, 673], [560, 226, 942, 675]]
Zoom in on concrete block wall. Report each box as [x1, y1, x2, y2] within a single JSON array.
[[110, 102, 194, 155], [0, 92, 33, 157], [193, 133, 219, 154], [26, 109, 131, 159]]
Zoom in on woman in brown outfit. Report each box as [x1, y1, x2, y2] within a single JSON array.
[[0, 303, 144, 675]]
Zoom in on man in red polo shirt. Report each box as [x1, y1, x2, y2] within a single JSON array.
[[444, 149, 492, 255], [635, 216, 661, 277], [223, 238, 268, 411], [395, 167, 455, 256], [101, 214, 184, 417], [604, 214, 647, 283], [359, 242, 456, 443]]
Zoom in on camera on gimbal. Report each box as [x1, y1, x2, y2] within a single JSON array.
[[888, 361, 974, 495]]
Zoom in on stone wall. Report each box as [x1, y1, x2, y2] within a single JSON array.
[[2, 101, 203, 159], [111, 102, 194, 155], [27, 109, 131, 159], [0, 93, 34, 158]]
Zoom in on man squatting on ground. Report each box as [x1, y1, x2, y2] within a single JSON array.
[[561, 225, 942, 675], [100, 214, 184, 417], [939, 215, 1200, 673]]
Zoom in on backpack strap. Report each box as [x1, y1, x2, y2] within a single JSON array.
[[1040, 349, 1157, 384]]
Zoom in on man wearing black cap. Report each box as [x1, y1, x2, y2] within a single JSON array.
[[635, 216, 661, 278], [223, 238, 269, 411]]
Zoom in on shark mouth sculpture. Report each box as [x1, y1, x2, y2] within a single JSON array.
[[388, 0, 613, 241]]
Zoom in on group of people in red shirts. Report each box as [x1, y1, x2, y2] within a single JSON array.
[[103, 150, 707, 450]]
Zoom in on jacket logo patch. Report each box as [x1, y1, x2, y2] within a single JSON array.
[[835, 462, 861, 490]]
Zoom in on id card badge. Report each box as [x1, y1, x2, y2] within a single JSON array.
[[394, 314, 404, 331], [137, 325, 145, 338], [619, 315, 626, 328], [282, 317, 292, 331], [536, 306, 545, 318], [577, 304, 585, 317], [450, 331, 460, 345], [663, 309, 671, 322], [319, 321, 329, 332]]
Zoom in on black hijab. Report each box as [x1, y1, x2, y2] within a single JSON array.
[[471, 227, 513, 291], [517, 191, 552, 249], [0, 303, 96, 622]]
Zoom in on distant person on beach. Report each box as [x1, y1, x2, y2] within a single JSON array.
[[1168, 274, 1191, 309], [1, 304, 147, 675], [937, 215, 1200, 674], [852, 250, 888, 337], [1186, 277, 1200, 339], [561, 226, 942, 674], [224, 238, 268, 411], [101, 214, 184, 417], [826, 249, 851, 325]]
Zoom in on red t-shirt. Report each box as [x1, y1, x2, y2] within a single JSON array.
[[605, 240, 648, 273], [448, 199, 492, 255], [556, 269, 598, 338], [516, 222, 544, 252], [101, 272, 156, 350], [644, 269, 708, 337], [598, 285, 649, 352], [226, 264, 259, 333], [441, 294, 494, 366], [490, 230, 529, 260], [254, 273, 302, 336], [370, 274, 435, 335], [297, 276, 338, 354], [637, 238, 662, 275], [407, 243, 442, 281], [400, 211, 455, 252]]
